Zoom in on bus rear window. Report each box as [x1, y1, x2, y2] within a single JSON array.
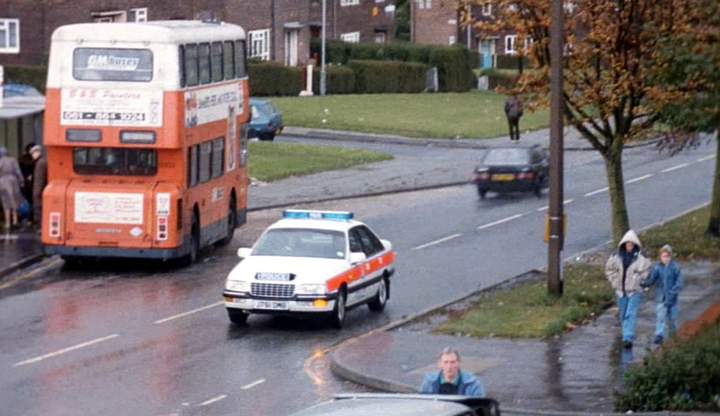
[[73, 147, 157, 176], [73, 48, 153, 82]]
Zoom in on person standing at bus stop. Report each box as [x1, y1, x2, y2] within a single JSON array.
[[30, 145, 47, 228], [504, 94, 523, 142], [0, 146, 25, 231]]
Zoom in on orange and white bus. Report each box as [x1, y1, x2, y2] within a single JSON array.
[[42, 21, 249, 263]]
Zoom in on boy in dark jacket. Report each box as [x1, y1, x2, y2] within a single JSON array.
[[642, 244, 683, 345]]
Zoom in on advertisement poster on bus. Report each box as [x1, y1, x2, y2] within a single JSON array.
[[184, 82, 244, 128], [61, 88, 163, 127], [75, 192, 144, 225]]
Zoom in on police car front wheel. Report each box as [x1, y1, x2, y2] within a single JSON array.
[[329, 291, 347, 329]]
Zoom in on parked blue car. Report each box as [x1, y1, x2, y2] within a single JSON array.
[[249, 98, 283, 141]]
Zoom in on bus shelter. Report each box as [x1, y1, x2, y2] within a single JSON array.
[[0, 84, 45, 158]]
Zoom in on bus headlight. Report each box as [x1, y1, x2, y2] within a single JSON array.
[[296, 284, 326, 295], [226, 280, 251, 293]]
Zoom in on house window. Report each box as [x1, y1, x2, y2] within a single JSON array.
[[505, 35, 517, 54], [0, 19, 20, 53], [340, 0, 360, 5], [248, 29, 270, 61], [374, 31, 387, 44], [340, 32, 360, 43], [129, 8, 148, 22], [416, 0, 432, 9], [482, 3, 492, 16], [448, 35, 455, 45]]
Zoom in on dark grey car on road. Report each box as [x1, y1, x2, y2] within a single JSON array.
[[289, 394, 501, 416], [472, 145, 549, 199]]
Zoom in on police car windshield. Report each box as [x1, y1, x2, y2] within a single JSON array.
[[253, 229, 347, 259]]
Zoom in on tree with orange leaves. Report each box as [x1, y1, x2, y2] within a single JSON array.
[[461, 0, 700, 242]]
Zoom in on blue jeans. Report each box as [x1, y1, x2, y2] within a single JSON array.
[[617, 292, 641, 342], [655, 302, 679, 338]]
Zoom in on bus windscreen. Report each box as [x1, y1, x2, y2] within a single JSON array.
[[73, 147, 157, 176], [73, 48, 153, 82]]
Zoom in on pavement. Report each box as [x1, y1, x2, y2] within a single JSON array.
[[1, 125, 615, 279], [329, 262, 720, 415]]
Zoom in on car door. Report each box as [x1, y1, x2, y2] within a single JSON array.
[[347, 228, 369, 305], [352, 226, 387, 305]]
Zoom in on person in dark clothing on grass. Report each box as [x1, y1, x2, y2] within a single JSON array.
[[504, 94, 523, 142]]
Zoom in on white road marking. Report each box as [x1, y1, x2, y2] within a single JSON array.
[[584, 187, 609, 197], [563, 199, 574, 205], [698, 154, 716, 162], [153, 301, 224, 324], [13, 334, 119, 367], [412, 233, 462, 250], [199, 394, 227, 406], [241, 379, 266, 390], [626, 174, 653, 184], [537, 205, 549, 212], [477, 214, 524, 230], [661, 163, 689, 173]]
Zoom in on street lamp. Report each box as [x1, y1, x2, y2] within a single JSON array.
[[547, 0, 564, 296], [320, 0, 327, 96]]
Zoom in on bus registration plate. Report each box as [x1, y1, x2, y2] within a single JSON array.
[[255, 300, 289, 310]]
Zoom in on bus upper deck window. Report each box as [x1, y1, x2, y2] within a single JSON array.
[[211, 42, 223, 82], [198, 43, 211, 85], [73, 48, 153, 82], [223, 41, 235, 80], [184, 44, 199, 87]]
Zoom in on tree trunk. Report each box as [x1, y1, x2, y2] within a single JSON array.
[[605, 150, 631, 243], [706, 131, 720, 237]]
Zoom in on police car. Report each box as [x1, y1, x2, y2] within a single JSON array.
[[223, 210, 396, 328]]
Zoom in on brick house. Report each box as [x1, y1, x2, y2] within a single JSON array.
[[410, 0, 519, 68], [0, 0, 395, 68]]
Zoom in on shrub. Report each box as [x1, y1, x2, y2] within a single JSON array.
[[614, 321, 720, 412], [347, 60, 427, 94], [4, 65, 47, 92], [479, 69, 520, 90], [312, 65, 355, 95], [248, 62, 303, 96], [496, 54, 530, 71], [428, 45, 475, 92]]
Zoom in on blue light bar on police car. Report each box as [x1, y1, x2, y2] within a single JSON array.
[[282, 210, 354, 221]]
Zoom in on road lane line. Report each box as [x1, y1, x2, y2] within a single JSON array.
[[199, 394, 227, 406], [241, 379, 266, 390], [661, 163, 689, 173], [626, 174, 653, 184], [477, 214, 524, 231], [563, 199, 574, 205], [698, 154, 716, 162], [584, 187, 609, 197], [536, 205, 549, 212], [153, 301, 224, 324], [412, 233, 462, 250], [13, 334, 119, 367]]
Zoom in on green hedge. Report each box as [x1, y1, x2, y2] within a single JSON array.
[[614, 321, 720, 412], [312, 65, 355, 95], [478, 69, 520, 90], [311, 40, 473, 92], [347, 60, 427, 94], [3, 65, 47, 92], [496, 54, 530, 70], [248, 62, 303, 96]]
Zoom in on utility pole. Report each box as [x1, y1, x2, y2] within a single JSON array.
[[547, 0, 564, 296], [320, 0, 327, 96]]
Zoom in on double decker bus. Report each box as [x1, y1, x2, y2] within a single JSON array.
[[42, 21, 249, 263]]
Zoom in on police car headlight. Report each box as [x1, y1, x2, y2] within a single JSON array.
[[296, 284, 326, 295], [226, 280, 251, 293]]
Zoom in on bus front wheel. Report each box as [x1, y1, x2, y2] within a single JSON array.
[[217, 195, 236, 247], [185, 214, 200, 265]]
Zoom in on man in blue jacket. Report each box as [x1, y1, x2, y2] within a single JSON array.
[[642, 244, 683, 345], [420, 347, 485, 397]]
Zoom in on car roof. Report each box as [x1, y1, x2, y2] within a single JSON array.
[[267, 218, 361, 233], [289, 397, 472, 416]]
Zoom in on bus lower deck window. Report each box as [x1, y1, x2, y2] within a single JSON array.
[[73, 147, 157, 176]]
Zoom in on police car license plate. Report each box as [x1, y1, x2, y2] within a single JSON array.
[[492, 174, 515, 181], [255, 300, 289, 310], [256, 272, 291, 281]]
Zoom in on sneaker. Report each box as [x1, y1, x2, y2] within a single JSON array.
[[623, 340, 633, 349], [653, 335, 664, 345]]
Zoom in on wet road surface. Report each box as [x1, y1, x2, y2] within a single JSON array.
[[0, 141, 715, 415]]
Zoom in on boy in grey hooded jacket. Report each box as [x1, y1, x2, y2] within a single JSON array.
[[605, 230, 651, 348]]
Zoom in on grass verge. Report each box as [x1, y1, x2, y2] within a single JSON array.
[[641, 205, 720, 261], [435, 263, 614, 339], [248, 141, 393, 183], [270, 92, 549, 139]]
